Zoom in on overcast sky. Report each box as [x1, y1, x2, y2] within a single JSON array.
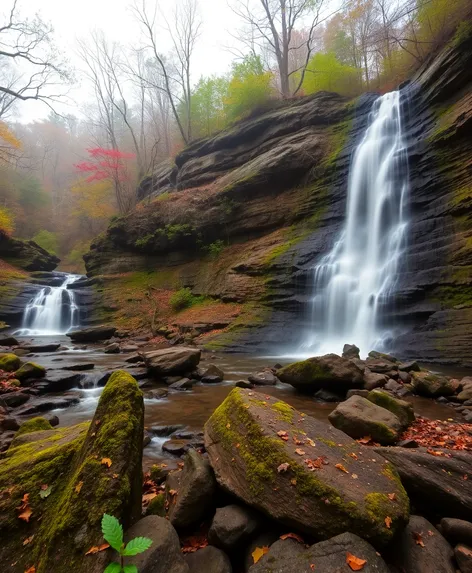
[[13, 0, 240, 122]]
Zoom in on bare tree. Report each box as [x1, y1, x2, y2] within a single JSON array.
[[0, 0, 71, 110], [231, 0, 328, 98]]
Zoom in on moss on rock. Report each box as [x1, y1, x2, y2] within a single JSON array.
[[0, 353, 21, 372], [147, 492, 166, 517], [16, 417, 53, 437], [367, 390, 415, 429], [15, 362, 46, 381]]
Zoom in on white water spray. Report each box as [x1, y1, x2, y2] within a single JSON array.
[[301, 90, 409, 358], [16, 274, 81, 335]]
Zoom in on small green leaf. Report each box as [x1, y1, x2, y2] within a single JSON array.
[[122, 536, 153, 556], [101, 514, 123, 552], [103, 563, 121, 573], [123, 566, 138, 573], [39, 485, 52, 499]]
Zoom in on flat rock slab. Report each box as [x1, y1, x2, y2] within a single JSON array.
[[15, 393, 81, 415], [31, 371, 83, 393], [142, 347, 201, 377], [374, 447, 472, 519], [22, 343, 61, 353], [205, 388, 409, 546], [67, 326, 117, 342]]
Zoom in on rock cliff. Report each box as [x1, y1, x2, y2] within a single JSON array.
[[84, 30, 472, 365]]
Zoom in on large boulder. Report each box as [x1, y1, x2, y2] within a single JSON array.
[[363, 368, 388, 390], [142, 347, 201, 377], [204, 388, 409, 546], [0, 353, 21, 372], [166, 449, 217, 530], [277, 354, 364, 393], [66, 325, 117, 342], [0, 370, 144, 573], [411, 372, 455, 397], [121, 515, 189, 573], [249, 532, 390, 573], [15, 361, 46, 381], [374, 447, 472, 519], [440, 518, 472, 546], [367, 390, 415, 429], [0, 234, 60, 271], [389, 516, 455, 573], [328, 395, 403, 444]]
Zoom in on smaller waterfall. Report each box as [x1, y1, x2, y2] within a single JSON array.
[[16, 274, 81, 336]]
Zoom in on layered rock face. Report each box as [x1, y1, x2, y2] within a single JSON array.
[[85, 32, 472, 364]]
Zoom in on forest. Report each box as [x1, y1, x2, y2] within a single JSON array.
[[0, 0, 470, 272]]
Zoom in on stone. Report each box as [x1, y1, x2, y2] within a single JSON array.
[[208, 504, 261, 551], [0, 336, 18, 346], [397, 439, 418, 448], [365, 358, 397, 374], [202, 375, 223, 384], [142, 347, 201, 377], [62, 363, 95, 371], [0, 353, 21, 372], [342, 343, 360, 359], [104, 342, 120, 354], [390, 516, 455, 573], [15, 362, 46, 381], [367, 390, 415, 428], [235, 380, 253, 388], [66, 325, 117, 342], [440, 519, 472, 546], [199, 364, 225, 380], [14, 393, 81, 416], [166, 449, 216, 530], [163, 439, 193, 456], [47, 415, 60, 427], [398, 361, 421, 372], [249, 532, 390, 573], [374, 447, 472, 519], [455, 545, 472, 573], [313, 388, 343, 402], [368, 351, 397, 362], [363, 368, 388, 390], [121, 516, 189, 573], [0, 392, 30, 408], [277, 354, 364, 393], [205, 388, 409, 546], [411, 372, 455, 398], [248, 371, 277, 386], [346, 389, 370, 399], [385, 379, 402, 393], [1, 416, 19, 431], [125, 353, 144, 364], [399, 371, 412, 384], [457, 386, 472, 403], [144, 388, 169, 399], [22, 343, 61, 353], [328, 395, 403, 445], [185, 546, 232, 573], [169, 378, 194, 391], [150, 424, 185, 436], [243, 532, 280, 571]]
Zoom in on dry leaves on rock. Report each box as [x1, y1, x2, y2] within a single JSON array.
[[23, 535, 34, 546], [400, 417, 472, 451], [101, 457, 112, 467], [280, 532, 304, 543], [17, 493, 32, 523], [85, 543, 110, 555], [252, 546, 269, 564], [346, 552, 367, 570], [277, 430, 289, 441], [385, 516, 392, 529], [412, 531, 425, 547], [277, 463, 290, 473], [24, 567, 36, 573], [75, 481, 83, 494], [335, 463, 349, 474], [295, 448, 306, 456], [181, 534, 208, 554]]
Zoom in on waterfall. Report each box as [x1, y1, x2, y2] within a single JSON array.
[[16, 274, 81, 336], [302, 90, 409, 358]]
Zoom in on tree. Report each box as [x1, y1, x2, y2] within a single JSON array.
[[185, 75, 229, 138], [231, 0, 328, 98], [301, 51, 361, 96], [0, 0, 71, 110], [0, 120, 21, 163]]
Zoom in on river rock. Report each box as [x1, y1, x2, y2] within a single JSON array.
[[411, 372, 455, 397], [399, 361, 421, 372], [0, 392, 30, 408], [145, 388, 169, 399], [30, 370, 82, 392], [342, 343, 360, 359], [208, 504, 261, 551], [455, 545, 472, 573], [235, 380, 253, 388], [277, 354, 364, 393], [66, 325, 117, 342], [125, 353, 143, 364], [0, 369, 144, 572], [104, 342, 120, 354], [62, 363, 95, 371], [204, 388, 409, 546], [0, 353, 21, 372], [365, 357, 397, 374], [142, 347, 201, 377], [248, 371, 277, 386], [1, 416, 19, 431], [15, 361, 46, 381], [374, 447, 472, 519], [166, 449, 216, 530], [0, 336, 18, 347], [363, 368, 388, 390], [185, 546, 232, 573], [390, 516, 455, 573], [457, 384, 472, 403], [22, 343, 61, 353], [249, 532, 390, 573], [440, 518, 472, 546], [367, 390, 415, 428], [169, 378, 194, 390], [328, 395, 403, 444], [121, 515, 189, 573], [199, 364, 224, 381]]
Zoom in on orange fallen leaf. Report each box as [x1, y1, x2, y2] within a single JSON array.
[[24, 567, 36, 573], [280, 532, 304, 543], [412, 531, 425, 547], [75, 481, 83, 494], [18, 508, 32, 523], [277, 463, 290, 473], [142, 492, 157, 503], [290, 478, 297, 486], [112, 473, 119, 479], [335, 463, 349, 473], [277, 430, 289, 441], [23, 536, 34, 546], [358, 436, 372, 444], [349, 452, 358, 460], [385, 516, 392, 529], [226, 423, 231, 429], [295, 448, 306, 456], [101, 458, 112, 468], [85, 543, 109, 556], [388, 493, 396, 501], [346, 552, 367, 570], [169, 489, 177, 496], [252, 546, 269, 564], [310, 565, 315, 571]]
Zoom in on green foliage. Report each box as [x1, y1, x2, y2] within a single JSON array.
[[452, 19, 472, 46], [0, 206, 14, 236], [190, 75, 230, 139], [102, 513, 152, 572], [170, 287, 203, 312], [202, 239, 225, 259], [301, 52, 361, 97], [32, 230, 59, 255]]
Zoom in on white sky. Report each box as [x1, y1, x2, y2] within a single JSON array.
[[14, 0, 239, 122]]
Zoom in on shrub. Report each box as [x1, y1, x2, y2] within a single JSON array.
[[0, 206, 14, 236], [170, 287, 199, 312], [203, 239, 225, 259], [32, 229, 59, 255]]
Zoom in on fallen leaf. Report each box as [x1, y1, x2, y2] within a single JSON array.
[[85, 543, 109, 556], [310, 565, 315, 571], [351, 474, 358, 479], [75, 481, 83, 494], [18, 508, 32, 523], [349, 452, 358, 460], [277, 430, 289, 441], [385, 516, 392, 529], [290, 478, 297, 486], [346, 552, 367, 570], [306, 438, 316, 447], [226, 423, 231, 429], [169, 489, 177, 496], [39, 485, 52, 499], [252, 546, 269, 564], [280, 532, 304, 543], [142, 492, 157, 503], [412, 531, 425, 547], [40, 484, 48, 491], [101, 458, 112, 467], [23, 536, 34, 546], [112, 474, 119, 479], [181, 535, 209, 553], [295, 448, 306, 456], [387, 493, 396, 501], [277, 463, 290, 473], [24, 567, 36, 573], [335, 463, 349, 473], [358, 436, 372, 444]]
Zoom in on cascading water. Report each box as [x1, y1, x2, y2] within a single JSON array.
[[301, 90, 409, 358], [16, 274, 81, 336]]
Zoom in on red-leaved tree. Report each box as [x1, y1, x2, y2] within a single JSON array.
[[75, 148, 137, 214]]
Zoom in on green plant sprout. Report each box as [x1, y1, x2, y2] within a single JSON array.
[[102, 513, 152, 573]]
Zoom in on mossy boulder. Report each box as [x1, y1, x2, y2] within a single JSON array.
[[0, 353, 21, 372], [147, 493, 166, 517], [0, 369, 144, 573], [277, 354, 364, 394], [328, 395, 403, 445], [204, 388, 409, 546], [142, 347, 201, 377], [367, 390, 415, 429], [15, 362, 46, 381], [10, 417, 53, 448], [411, 372, 455, 398]]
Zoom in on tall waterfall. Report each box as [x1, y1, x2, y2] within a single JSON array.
[[16, 274, 80, 336], [302, 90, 409, 358]]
